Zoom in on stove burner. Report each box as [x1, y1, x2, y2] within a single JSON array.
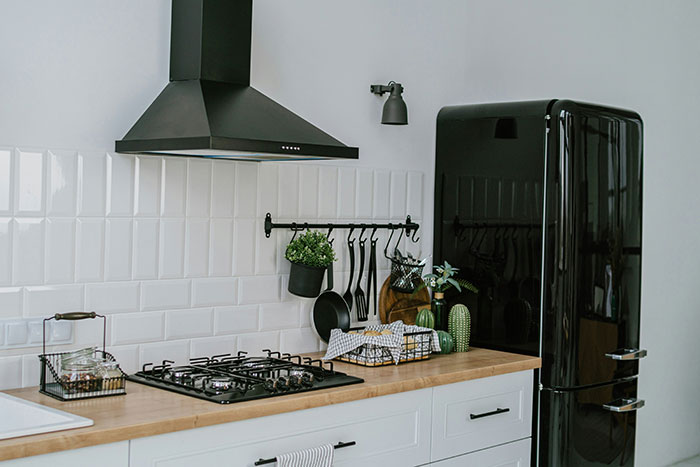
[[129, 350, 363, 404]]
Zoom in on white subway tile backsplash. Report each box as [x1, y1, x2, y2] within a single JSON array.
[[318, 167, 338, 218], [255, 221, 276, 275], [407, 171, 423, 219], [86, 282, 140, 314], [24, 285, 83, 317], [186, 159, 212, 217], [112, 311, 164, 345], [140, 340, 190, 367], [236, 331, 280, 356], [238, 275, 280, 305], [165, 308, 213, 340], [0, 288, 22, 319], [280, 328, 320, 354], [192, 277, 237, 307], [390, 171, 407, 220], [133, 218, 159, 279], [14, 149, 45, 215], [356, 168, 373, 218], [77, 152, 106, 216], [134, 156, 161, 217], [260, 302, 300, 331], [277, 164, 299, 218], [105, 219, 133, 281], [47, 150, 77, 216], [211, 160, 235, 218], [76, 218, 104, 282], [0, 147, 428, 390], [0, 356, 22, 390], [0, 149, 12, 214], [299, 165, 319, 218], [21, 354, 41, 387], [13, 218, 45, 285], [209, 219, 233, 276], [257, 164, 278, 218], [106, 152, 135, 217], [46, 219, 75, 283], [185, 218, 209, 277], [161, 157, 187, 217], [214, 305, 259, 335], [373, 170, 391, 219], [234, 162, 258, 218], [0, 219, 10, 284], [159, 219, 185, 278], [233, 219, 255, 276], [141, 279, 191, 311], [190, 335, 236, 359], [338, 167, 355, 218], [27, 321, 43, 344]]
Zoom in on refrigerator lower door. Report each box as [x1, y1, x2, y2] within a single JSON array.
[[539, 378, 641, 467]]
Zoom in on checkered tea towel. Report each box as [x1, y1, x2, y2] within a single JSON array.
[[323, 321, 441, 364], [276, 443, 334, 467]]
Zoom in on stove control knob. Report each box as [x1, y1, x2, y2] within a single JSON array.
[[300, 372, 314, 387], [264, 378, 277, 392], [276, 376, 289, 391]]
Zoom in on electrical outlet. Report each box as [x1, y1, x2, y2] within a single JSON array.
[[28, 321, 44, 344], [0, 318, 74, 349], [51, 321, 72, 342]]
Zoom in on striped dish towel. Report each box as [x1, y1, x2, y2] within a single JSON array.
[[276, 443, 334, 467]]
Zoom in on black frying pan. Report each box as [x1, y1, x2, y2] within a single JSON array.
[[313, 264, 351, 342]]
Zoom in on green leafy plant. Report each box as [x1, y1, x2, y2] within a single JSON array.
[[285, 230, 337, 268], [416, 261, 478, 294]]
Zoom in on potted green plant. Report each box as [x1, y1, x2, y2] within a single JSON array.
[[285, 230, 337, 298], [416, 261, 478, 331]]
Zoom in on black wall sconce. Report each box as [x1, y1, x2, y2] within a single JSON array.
[[370, 81, 408, 125]]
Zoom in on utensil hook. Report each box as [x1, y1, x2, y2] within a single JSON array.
[[370, 226, 378, 242], [290, 223, 299, 242], [410, 227, 420, 243], [393, 226, 405, 252], [326, 225, 334, 245], [358, 227, 367, 243], [347, 227, 356, 244], [384, 226, 396, 259]]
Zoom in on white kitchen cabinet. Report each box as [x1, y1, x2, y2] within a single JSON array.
[[1, 441, 128, 467], [129, 388, 432, 467], [430, 369, 533, 462], [427, 438, 531, 466]]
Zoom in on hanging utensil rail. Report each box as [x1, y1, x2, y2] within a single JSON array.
[[264, 213, 420, 239]]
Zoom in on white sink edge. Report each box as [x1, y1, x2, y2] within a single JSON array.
[[0, 392, 94, 441]]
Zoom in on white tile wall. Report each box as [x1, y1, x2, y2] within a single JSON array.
[[0, 147, 425, 390]]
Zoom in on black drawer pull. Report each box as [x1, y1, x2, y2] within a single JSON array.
[[255, 441, 356, 466], [469, 407, 510, 420]]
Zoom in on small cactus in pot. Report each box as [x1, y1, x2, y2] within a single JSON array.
[[448, 304, 471, 352]]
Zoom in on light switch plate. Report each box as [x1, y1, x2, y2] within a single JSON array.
[[0, 318, 74, 349], [27, 321, 44, 344], [51, 321, 72, 342]]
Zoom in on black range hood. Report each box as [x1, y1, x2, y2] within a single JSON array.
[[116, 0, 358, 161]]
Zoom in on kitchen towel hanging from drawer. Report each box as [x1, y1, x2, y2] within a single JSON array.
[[277, 443, 334, 467]]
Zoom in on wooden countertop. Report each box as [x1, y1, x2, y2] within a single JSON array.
[[0, 348, 540, 462]]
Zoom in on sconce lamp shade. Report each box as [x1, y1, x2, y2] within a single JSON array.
[[370, 81, 408, 125]]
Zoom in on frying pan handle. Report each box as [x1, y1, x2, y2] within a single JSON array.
[[326, 264, 334, 291]]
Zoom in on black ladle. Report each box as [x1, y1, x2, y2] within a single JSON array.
[[313, 264, 351, 343]]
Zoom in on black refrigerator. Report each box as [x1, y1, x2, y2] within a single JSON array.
[[433, 100, 646, 466]]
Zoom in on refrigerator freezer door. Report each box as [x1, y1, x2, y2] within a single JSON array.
[[541, 101, 643, 389], [539, 378, 640, 467]]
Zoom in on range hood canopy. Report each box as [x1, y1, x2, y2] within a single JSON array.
[[116, 0, 358, 161]]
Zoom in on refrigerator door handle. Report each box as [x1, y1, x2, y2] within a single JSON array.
[[602, 397, 645, 413], [605, 348, 648, 360]]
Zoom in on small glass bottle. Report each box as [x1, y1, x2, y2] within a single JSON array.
[[432, 292, 448, 331]]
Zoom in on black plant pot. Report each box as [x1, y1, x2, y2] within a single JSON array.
[[288, 262, 327, 298]]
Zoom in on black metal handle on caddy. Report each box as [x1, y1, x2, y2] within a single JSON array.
[[43, 311, 106, 355], [254, 441, 356, 465], [469, 407, 510, 420]]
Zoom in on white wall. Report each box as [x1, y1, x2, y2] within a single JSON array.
[[0, 1, 699, 465]]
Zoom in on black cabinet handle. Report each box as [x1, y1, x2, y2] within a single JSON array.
[[469, 407, 510, 420], [255, 441, 356, 466]]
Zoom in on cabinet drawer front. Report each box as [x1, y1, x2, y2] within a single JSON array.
[[431, 370, 533, 461], [130, 388, 431, 467], [429, 438, 531, 466]]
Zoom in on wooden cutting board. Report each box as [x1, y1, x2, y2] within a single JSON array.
[[378, 276, 430, 324]]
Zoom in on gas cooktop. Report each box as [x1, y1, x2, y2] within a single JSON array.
[[128, 350, 364, 404]]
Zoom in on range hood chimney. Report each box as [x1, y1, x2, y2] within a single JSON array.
[[115, 0, 358, 161]]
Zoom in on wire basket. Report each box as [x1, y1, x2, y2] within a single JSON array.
[[389, 258, 425, 293], [39, 312, 127, 401], [336, 326, 433, 367]]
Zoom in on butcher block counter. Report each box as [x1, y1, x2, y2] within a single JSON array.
[[0, 348, 540, 462]]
